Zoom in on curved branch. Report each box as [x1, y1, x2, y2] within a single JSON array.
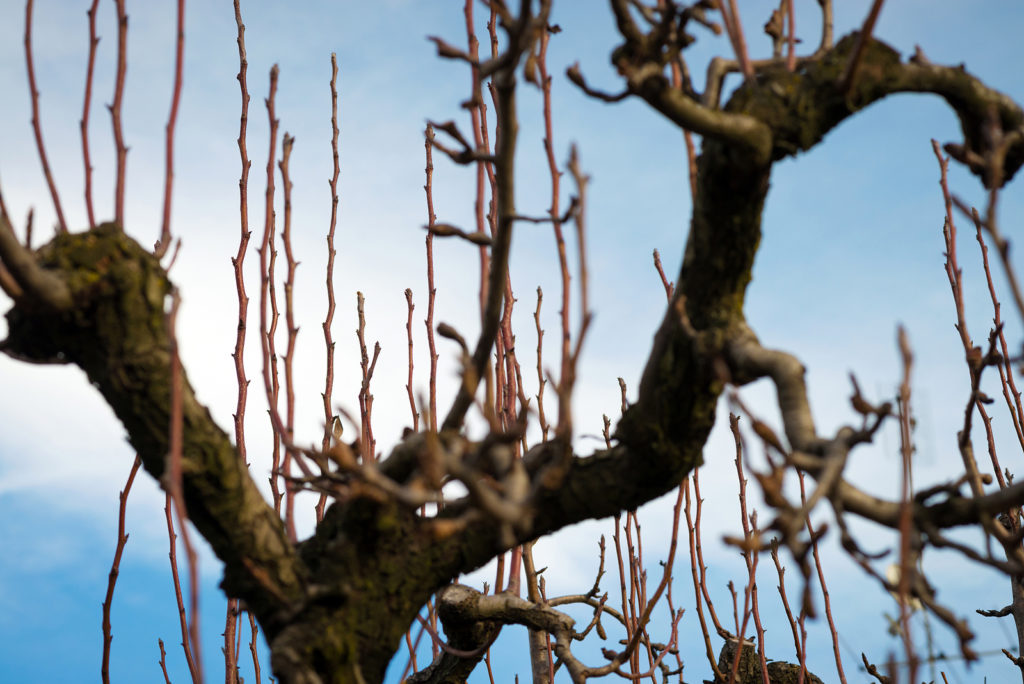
[[0, 211, 71, 310], [1, 225, 305, 636]]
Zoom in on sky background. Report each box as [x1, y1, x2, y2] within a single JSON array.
[[3, 1, 1024, 682]]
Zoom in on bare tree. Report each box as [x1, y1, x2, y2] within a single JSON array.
[[5, 1, 1024, 683]]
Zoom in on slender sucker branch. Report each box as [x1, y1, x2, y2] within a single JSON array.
[[441, 1, 551, 432], [81, 0, 101, 228], [24, 0, 67, 234], [156, 0, 186, 258], [111, 0, 128, 227]]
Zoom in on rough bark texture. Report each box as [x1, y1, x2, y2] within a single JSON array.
[[4, 23, 1024, 684]]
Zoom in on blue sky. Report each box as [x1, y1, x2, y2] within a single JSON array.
[[3, 1, 1024, 682]]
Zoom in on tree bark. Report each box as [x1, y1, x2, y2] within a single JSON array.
[[4, 29, 1024, 683]]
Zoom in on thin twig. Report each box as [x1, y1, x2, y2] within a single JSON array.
[[24, 0, 68, 233], [841, 0, 886, 94], [167, 293, 203, 683], [225, 5, 252, 670], [319, 53, 341, 522], [101, 456, 142, 684], [424, 124, 440, 431], [157, 0, 186, 258], [158, 639, 172, 684], [356, 292, 381, 461], [248, 612, 262, 684], [110, 0, 129, 227], [800, 473, 847, 683], [259, 66, 283, 513], [279, 132, 299, 542], [81, 0, 101, 228], [404, 288, 419, 431]]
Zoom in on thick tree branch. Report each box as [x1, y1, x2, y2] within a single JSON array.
[[0, 211, 71, 311], [0, 225, 305, 638]]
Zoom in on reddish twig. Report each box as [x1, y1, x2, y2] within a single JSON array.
[[165, 495, 198, 682], [565, 146, 593, 417], [231, 0, 251, 469], [537, 26, 572, 430], [534, 288, 549, 440], [770, 538, 807, 682], [684, 478, 725, 682], [224, 600, 239, 684], [158, 639, 172, 684], [258, 66, 283, 513], [423, 125, 440, 430], [319, 53, 341, 522], [167, 293, 203, 683], [279, 132, 299, 542], [693, 469, 727, 638], [652, 249, 673, 300], [587, 487, 686, 678], [24, 0, 68, 234], [974, 217, 1023, 477], [896, 326, 919, 684], [248, 612, 262, 684], [785, 0, 796, 72], [399, 619, 427, 682], [405, 289, 419, 431], [157, 0, 186, 258], [110, 0, 128, 227], [717, 0, 753, 80], [101, 456, 142, 684], [356, 292, 381, 461], [81, 0, 101, 228], [841, 0, 886, 94], [463, 0, 491, 318], [799, 472, 847, 683], [726, 415, 769, 684], [612, 514, 634, 661], [24, 207, 34, 250], [225, 4, 252, 670]]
